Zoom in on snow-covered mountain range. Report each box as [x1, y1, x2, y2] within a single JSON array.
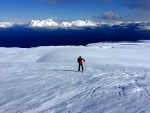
[[0, 19, 150, 30], [29, 19, 97, 28]]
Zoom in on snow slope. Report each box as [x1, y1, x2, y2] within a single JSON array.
[[0, 41, 150, 113]]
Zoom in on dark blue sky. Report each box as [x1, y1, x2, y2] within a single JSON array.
[[0, 0, 150, 23]]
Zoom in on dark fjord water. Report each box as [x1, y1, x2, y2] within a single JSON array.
[[0, 26, 150, 48]]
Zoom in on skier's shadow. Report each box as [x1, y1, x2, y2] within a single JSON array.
[[52, 69, 76, 72]]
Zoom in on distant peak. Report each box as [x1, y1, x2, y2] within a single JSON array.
[[0, 22, 14, 28]]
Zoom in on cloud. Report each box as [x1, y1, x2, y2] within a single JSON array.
[[93, 11, 122, 20], [125, 0, 150, 10], [44, 0, 82, 5], [97, 0, 150, 10]]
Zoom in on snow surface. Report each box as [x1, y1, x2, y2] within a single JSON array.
[[0, 41, 150, 113]]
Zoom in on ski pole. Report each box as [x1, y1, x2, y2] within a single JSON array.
[[84, 61, 86, 71]]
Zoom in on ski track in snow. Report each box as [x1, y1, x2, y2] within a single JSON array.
[[0, 42, 150, 113]]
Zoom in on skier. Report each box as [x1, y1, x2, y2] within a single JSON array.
[[77, 56, 85, 72]]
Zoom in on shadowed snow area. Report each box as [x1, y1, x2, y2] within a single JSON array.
[[0, 41, 150, 113]]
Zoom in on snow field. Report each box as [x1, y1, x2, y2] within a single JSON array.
[[0, 41, 150, 113]]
